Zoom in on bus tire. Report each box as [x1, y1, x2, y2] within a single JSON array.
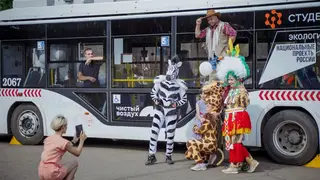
[[10, 104, 44, 145], [263, 109, 318, 166]]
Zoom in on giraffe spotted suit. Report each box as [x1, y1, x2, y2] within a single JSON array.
[[185, 81, 225, 165]]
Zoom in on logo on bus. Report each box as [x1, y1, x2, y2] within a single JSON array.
[[265, 10, 282, 29]]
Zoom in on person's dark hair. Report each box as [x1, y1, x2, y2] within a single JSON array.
[[83, 48, 92, 55]]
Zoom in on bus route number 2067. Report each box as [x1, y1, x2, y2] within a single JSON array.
[[2, 78, 22, 87]]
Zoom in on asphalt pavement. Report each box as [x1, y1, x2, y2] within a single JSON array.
[[0, 135, 319, 180]]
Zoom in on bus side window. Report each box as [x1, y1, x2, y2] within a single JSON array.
[[257, 30, 320, 89], [1, 43, 46, 88]]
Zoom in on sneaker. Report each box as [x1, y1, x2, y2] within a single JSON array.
[[247, 159, 259, 173], [221, 166, 239, 174], [166, 155, 174, 165], [191, 163, 207, 171], [145, 154, 157, 166]]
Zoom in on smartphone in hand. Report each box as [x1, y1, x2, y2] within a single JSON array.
[[75, 124, 83, 138]]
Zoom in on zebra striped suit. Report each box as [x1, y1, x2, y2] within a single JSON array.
[[148, 62, 188, 157]]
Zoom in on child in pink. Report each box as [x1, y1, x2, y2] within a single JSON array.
[[38, 115, 87, 180]]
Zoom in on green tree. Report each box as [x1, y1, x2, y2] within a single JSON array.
[[0, 0, 13, 11]]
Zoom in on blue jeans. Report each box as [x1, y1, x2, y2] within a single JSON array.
[[209, 56, 219, 71]]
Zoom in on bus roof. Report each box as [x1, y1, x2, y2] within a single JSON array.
[[0, 0, 317, 25]]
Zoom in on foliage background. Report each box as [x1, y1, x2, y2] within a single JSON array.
[[0, 0, 13, 11]]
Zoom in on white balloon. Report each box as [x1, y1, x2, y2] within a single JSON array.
[[199, 61, 213, 77]]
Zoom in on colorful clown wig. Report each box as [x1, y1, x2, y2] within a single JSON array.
[[216, 39, 250, 86]]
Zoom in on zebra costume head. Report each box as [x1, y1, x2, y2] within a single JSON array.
[[166, 55, 182, 81]]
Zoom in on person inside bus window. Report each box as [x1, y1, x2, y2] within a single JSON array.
[[282, 73, 295, 85], [77, 48, 104, 109], [38, 115, 87, 180], [64, 70, 76, 87], [195, 9, 237, 82], [77, 48, 103, 88]]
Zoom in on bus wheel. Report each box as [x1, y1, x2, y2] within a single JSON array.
[[10, 104, 44, 145], [263, 110, 318, 165]]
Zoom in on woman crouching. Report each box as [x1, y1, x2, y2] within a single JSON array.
[[38, 115, 87, 180]]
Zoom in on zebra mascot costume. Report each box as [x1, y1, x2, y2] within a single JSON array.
[[145, 55, 188, 165]]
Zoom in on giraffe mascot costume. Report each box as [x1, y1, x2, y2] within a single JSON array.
[[185, 81, 225, 171]]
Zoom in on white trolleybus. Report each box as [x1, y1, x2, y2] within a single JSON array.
[[0, 0, 319, 166]]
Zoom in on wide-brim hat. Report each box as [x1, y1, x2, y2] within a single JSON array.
[[204, 9, 221, 19]]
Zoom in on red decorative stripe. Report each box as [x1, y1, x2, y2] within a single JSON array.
[[258, 90, 320, 101], [0, 89, 42, 97]]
